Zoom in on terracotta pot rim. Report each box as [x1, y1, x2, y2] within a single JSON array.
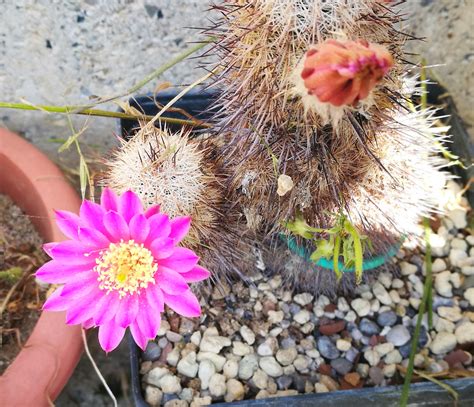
[[0, 128, 83, 407]]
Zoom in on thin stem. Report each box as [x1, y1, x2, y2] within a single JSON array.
[[400, 218, 433, 406], [81, 329, 118, 407], [0, 102, 210, 128]]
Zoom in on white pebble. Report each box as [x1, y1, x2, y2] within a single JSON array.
[[240, 325, 255, 345], [435, 317, 455, 333], [447, 208, 467, 229], [294, 309, 311, 324], [268, 310, 284, 324], [364, 349, 380, 366], [373, 282, 392, 305], [464, 287, 474, 306], [159, 374, 181, 394], [438, 306, 462, 322], [223, 360, 239, 379], [336, 339, 351, 352], [430, 332, 457, 354], [199, 360, 216, 390], [400, 261, 417, 276], [197, 352, 226, 372], [224, 379, 245, 402], [276, 347, 297, 366], [252, 369, 268, 390], [384, 349, 402, 365], [177, 352, 198, 378], [233, 341, 252, 356], [455, 322, 474, 345], [449, 249, 468, 268], [199, 335, 231, 354], [259, 357, 283, 377], [145, 387, 163, 406], [190, 331, 201, 347], [374, 342, 394, 357], [435, 270, 453, 297], [209, 373, 226, 398], [351, 298, 371, 317], [294, 293, 314, 306]]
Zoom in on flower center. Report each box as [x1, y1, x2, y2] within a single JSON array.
[[95, 240, 157, 298]]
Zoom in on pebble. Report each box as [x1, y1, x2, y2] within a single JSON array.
[[143, 342, 162, 362], [317, 336, 340, 360], [268, 310, 284, 324], [447, 208, 467, 229], [160, 375, 182, 394], [190, 331, 201, 347], [330, 358, 353, 375], [209, 373, 227, 398], [294, 309, 311, 324], [454, 322, 474, 345], [465, 288, 474, 306], [384, 349, 402, 364], [191, 396, 212, 406], [386, 325, 411, 346], [240, 325, 255, 345], [167, 331, 184, 343], [314, 383, 329, 393], [369, 367, 384, 385], [147, 367, 170, 387], [336, 339, 351, 352], [276, 375, 293, 390], [167, 348, 180, 367], [430, 332, 457, 354], [225, 379, 245, 402], [435, 317, 455, 333], [432, 258, 447, 273], [351, 298, 371, 317], [238, 355, 259, 380], [198, 360, 216, 390], [223, 360, 239, 379], [177, 352, 198, 378], [449, 249, 468, 267], [257, 338, 278, 356], [233, 341, 252, 356], [435, 271, 453, 297], [377, 311, 398, 327], [294, 293, 314, 306], [259, 357, 283, 377], [199, 336, 231, 354], [373, 282, 392, 305], [145, 387, 163, 406], [251, 369, 268, 390], [400, 262, 417, 276], [164, 400, 187, 407], [197, 353, 226, 371], [359, 318, 381, 336], [364, 350, 380, 367], [293, 355, 310, 372], [438, 306, 462, 322], [374, 342, 394, 357], [276, 347, 297, 366]]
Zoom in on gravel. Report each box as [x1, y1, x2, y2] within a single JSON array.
[[139, 181, 474, 405]]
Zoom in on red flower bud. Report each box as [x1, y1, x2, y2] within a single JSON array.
[[301, 39, 393, 107]]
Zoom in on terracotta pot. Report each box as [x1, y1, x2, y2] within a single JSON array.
[[0, 128, 83, 407]]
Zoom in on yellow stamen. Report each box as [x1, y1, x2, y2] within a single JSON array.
[[95, 240, 157, 298]]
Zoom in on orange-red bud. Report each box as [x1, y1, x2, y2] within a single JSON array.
[[301, 39, 393, 107]]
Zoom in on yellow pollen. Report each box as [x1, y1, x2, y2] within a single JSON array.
[[95, 240, 157, 298]]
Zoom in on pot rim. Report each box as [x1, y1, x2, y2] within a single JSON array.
[[0, 128, 83, 407]]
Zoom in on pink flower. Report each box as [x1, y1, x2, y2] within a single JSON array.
[[36, 188, 210, 352], [301, 39, 393, 107]]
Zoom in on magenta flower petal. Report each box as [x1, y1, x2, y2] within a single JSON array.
[[169, 216, 191, 244], [115, 296, 139, 328], [129, 214, 150, 244], [55, 210, 82, 239], [43, 240, 94, 264], [66, 289, 103, 325], [159, 247, 199, 273], [156, 266, 189, 294], [119, 190, 143, 223], [103, 211, 130, 242], [43, 287, 70, 312], [163, 289, 201, 317], [145, 205, 160, 218], [83, 318, 95, 329], [146, 214, 171, 243], [80, 200, 107, 234], [181, 265, 211, 283], [101, 187, 119, 212], [36, 260, 93, 284], [93, 292, 121, 325], [146, 285, 164, 313], [149, 237, 175, 260], [130, 320, 148, 350], [136, 301, 161, 339], [98, 320, 126, 352], [59, 274, 98, 299], [78, 227, 110, 248]]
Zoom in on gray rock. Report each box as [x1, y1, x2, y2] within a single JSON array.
[[377, 311, 397, 327], [317, 337, 340, 360], [359, 318, 381, 336], [330, 358, 353, 375], [259, 356, 284, 377], [143, 342, 162, 362], [276, 375, 293, 390], [238, 354, 259, 380], [386, 325, 411, 347]]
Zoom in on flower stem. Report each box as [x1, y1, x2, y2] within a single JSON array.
[[0, 102, 210, 128]]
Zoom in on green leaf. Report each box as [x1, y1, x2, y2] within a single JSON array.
[[0, 267, 23, 284], [310, 238, 334, 263], [344, 220, 364, 284], [285, 213, 323, 240], [333, 235, 342, 281], [79, 156, 89, 200]]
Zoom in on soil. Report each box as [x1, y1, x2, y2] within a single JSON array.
[[0, 193, 48, 374]]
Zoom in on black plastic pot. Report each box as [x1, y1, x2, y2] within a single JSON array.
[[121, 88, 474, 407]]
